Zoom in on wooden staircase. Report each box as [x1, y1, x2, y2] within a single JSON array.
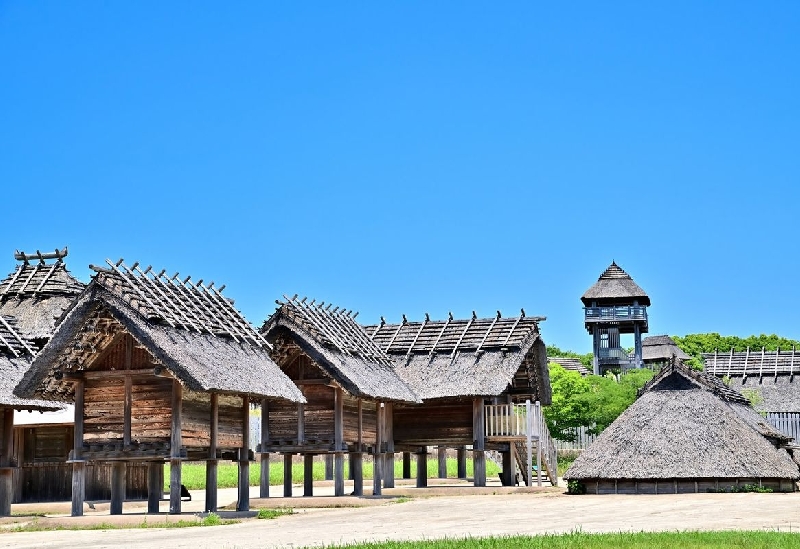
[[514, 439, 557, 486]]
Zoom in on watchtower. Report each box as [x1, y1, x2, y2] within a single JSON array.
[[582, 262, 649, 375]]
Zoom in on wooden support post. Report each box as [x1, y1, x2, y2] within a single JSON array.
[[169, 380, 183, 515], [123, 335, 132, 446], [237, 395, 250, 512], [438, 446, 447, 479], [283, 454, 293, 497], [416, 446, 427, 488], [260, 399, 269, 499], [473, 398, 486, 487], [147, 462, 162, 513], [501, 448, 513, 486], [303, 454, 314, 496], [110, 462, 126, 514], [384, 403, 394, 488], [334, 388, 345, 496], [206, 393, 219, 512], [0, 409, 14, 516], [457, 447, 467, 479], [351, 453, 363, 496], [71, 379, 86, 517], [402, 452, 411, 479], [324, 455, 334, 480], [373, 402, 383, 496]]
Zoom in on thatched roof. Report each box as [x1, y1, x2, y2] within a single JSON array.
[[366, 311, 551, 403], [15, 259, 305, 404], [581, 262, 650, 306], [0, 315, 60, 411], [262, 296, 419, 403], [565, 362, 798, 481], [642, 335, 690, 362], [0, 248, 84, 342], [548, 357, 590, 376]]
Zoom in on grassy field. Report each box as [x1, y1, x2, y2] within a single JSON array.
[[309, 531, 800, 549], [168, 458, 502, 490]]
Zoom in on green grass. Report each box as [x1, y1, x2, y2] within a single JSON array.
[[167, 457, 502, 491], [257, 507, 293, 519], [303, 531, 800, 549], [2, 515, 239, 533]]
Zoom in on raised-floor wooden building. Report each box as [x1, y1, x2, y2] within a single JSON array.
[[16, 259, 304, 516]]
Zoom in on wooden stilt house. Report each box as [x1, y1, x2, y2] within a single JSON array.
[[15, 259, 304, 516], [0, 316, 61, 515], [564, 360, 800, 494], [260, 296, 419, 498], [366, 310, 557, 487]]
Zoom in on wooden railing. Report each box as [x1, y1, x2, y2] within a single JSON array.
[[584, 306, 647, 323], [484, 403, 527, 437]]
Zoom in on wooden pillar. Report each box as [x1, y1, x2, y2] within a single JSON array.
[[206, 393, 219, 512], [260, 399, 269, 499], [351, 452, 363, 496], [402, 452, 412, 479], [438, 446, 447, 478], [501, 448, 513, 486], [283, 453, 292, 497], [110, 461, 126, 514], [473, 398, 486, 487], [303, 454, 314, 496], [237, 395, 250, 512], [457, 447, 467, 479], [0, 409, 14, 516], [71, 379, 86, 517], [373, 402, 383, 496], [384, 403, 394, 488], [123, 336, 132, 446], [334, 388, 345, 496], [147, 462, 162, 513], [324, 455, 334, 480], [169, 380, 183, 514], [416, 446, 427, 488]]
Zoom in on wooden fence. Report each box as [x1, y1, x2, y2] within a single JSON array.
[[767, 413, 800, 442], [552, 425, 598, 451]]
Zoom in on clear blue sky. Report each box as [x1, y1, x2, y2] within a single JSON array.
[[2, 2, 798, 353]]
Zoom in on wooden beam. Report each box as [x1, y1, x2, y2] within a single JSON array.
[[457, 447, 467, 479], [63, 368, 157, 380], [473, 398, 486, 487], [416, 446, 427, 488], [169, 380, 183, 514], [147, 462, 162, 513], [438, 447, 447, 479], [110, 462, 126, 514], [334, 388, 344, 496], [324, 455, 334, 480], [373, 402, 383, 496], [351, 452, 363, 496], [0, 409, 13, 516], [402, 452, 411, 479], [71, 380, 86, 517], [260, 399, 269, 499], [206, 393, 219, 512], [283, 453, 292, 497], [237, 395, 250, 512], [303, 454, 314, 497], [384, 403, 394, 488], [123, 336, 133, 446]]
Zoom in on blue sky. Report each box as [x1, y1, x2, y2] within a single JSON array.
[[1, 2, 798, 353]]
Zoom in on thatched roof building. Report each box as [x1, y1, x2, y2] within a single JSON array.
[[0, 248, 84, 346], [642, 335, 690, 365], [366, 310, 550, 403], [0, 315, 60, 411], [581, 261, 650, 307], [564, 361, 799, 494], [16, 259, 304, 403], [262, 296, 418, 403], [548, 357, 590, 376]]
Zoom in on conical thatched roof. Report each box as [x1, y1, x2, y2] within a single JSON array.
[[0, 248, 84, 343], [565, 362, 799, 482], [642, 335, 690, 362], [581, 262, 650, 306], [16, 259, 305, 404]]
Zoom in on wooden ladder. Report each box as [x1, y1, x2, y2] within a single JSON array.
[[513, 439, 558, 486]]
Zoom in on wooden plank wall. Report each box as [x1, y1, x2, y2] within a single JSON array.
[[12, 463, 150, 503], [182, 392, 243, 449], [130, 377, 173, 442], [393, 401, 473, 445], [344, 396, 376, 445], [267, 399, 299, 441], [302, 385, 334, 441], [84, 378, 125, 442]]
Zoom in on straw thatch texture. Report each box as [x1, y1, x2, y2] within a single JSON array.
[[367, 313, 551, 403], [581, 261, 650, 306], [642, 335, 690, 363], [727, 376, 800, 414], [16, 268, 305, 404], [262, 298, 419, 403], [565, 364, 799, 482], [0, 316, 60, 410], [0, 252, 84, 342]]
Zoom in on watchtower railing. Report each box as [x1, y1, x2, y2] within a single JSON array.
[[584, 305, 647, 323]]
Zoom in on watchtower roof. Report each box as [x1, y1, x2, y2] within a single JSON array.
[[581, 261, 650, 306]]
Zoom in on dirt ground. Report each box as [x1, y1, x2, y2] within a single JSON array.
[[2, 479, 800, 549]]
